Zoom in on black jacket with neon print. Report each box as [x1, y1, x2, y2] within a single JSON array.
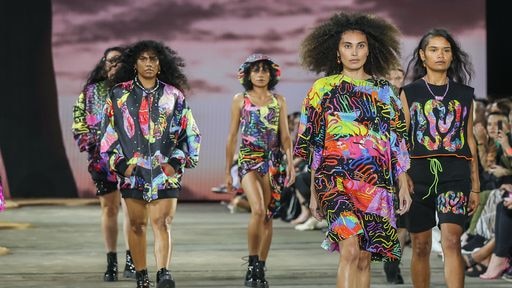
[[100, 79, 201, 201]]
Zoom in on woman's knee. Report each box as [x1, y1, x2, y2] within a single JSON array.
[[102, 204, 120, 218], [357, 252, 371, 271], [151, 215, 172, 231], [129, 219, 147, 235], [412, 237, 432, 258]]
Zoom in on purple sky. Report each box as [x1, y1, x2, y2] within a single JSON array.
[[52, 0, 486, 199]]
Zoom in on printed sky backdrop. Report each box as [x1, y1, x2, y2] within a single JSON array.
[[47, 0, 486, 199]]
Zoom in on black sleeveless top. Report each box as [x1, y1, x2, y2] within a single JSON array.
[[403, 78, 474, 159]]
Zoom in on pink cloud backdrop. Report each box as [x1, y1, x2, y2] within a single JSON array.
[[44, 0, 485, 200]]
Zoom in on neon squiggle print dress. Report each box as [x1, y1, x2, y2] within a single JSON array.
[[238, 92, 285, 217], [294, 74, 410, 261]]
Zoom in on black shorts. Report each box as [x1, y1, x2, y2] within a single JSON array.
[[121, 188, 179, 201], [405, 157, 471, 233], [94, 180, 118, 196]]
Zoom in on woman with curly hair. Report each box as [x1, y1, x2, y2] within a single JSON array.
[[101, 40, 201, 288], [72, 46, 137, 282], [294, 12, 412, 287], [225, 53, 295, 288], [401, 28, 479, 288]]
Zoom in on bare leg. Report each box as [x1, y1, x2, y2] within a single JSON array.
[[99, 191, 121, 252], [149, 198, 176, 269], [290, 190, 310, 225], [124, 199, 148, 271], [410, 230, 432, 288], [242, 172, 267, 257], [259, 173, 273, 260], [336, 236, 361, 288], [121, 198, 130, 251], [440, 223, 464, 288], [356, 251, 371, 288]]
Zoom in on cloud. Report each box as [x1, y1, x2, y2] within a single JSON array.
[[188, 79, 226, 95]]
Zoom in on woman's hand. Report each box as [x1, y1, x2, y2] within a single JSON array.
[[397, 173, 412, 215], [489, 164, 510, 178], [225, 173, 233, 193], [285, 165, 296, 187], [309, 187, 324, 221], [161, 163, 176, 177], [124, 164, 136, 177], [467, 191, 480, 215]]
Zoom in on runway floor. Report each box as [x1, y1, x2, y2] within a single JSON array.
[[0, 200, 510, 287]]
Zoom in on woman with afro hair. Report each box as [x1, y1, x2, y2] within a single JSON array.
[[294, 12, 412, 287], [225, 54, 295, 288]]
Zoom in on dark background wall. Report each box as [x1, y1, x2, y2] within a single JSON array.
[[0, 0, 77, 198], [486, 1, 510, 100]]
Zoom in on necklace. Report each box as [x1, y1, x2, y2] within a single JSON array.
[[134, 77, 160, 94], [422, 77, 449, 101]]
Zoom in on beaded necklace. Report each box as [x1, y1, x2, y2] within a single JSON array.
[[422, 77, 449, 101]]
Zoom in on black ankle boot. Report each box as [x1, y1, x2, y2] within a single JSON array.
[[156, 268, 175, 288], [255, 261, 269, 288], [136, 269, 150, 288], [384, 260, 403, 284], [104, 252, 118, 282], [123, 250, 136, 279], [244, 255, 258, 287]]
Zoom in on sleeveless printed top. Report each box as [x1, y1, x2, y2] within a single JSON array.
[[403, 78, 474, 159], [239, 92, 281, 158]]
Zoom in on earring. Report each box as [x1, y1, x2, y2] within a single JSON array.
[[336, 52, 341, 64]]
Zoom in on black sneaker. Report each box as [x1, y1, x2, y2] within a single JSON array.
[[156, 268, 175, 288]]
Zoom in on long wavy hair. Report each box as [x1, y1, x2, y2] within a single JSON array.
[[405, 28, 473, 85], [112, 40, 189, 92], [82, 46, 124, 90], [300, 12, 401, 77]]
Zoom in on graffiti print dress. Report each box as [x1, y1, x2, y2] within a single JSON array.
[[238, 92, 285, 217], [294, 74, 410, 261]]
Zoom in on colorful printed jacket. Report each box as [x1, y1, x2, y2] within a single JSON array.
[[72, 81, 117, 182], [100, 79, 201, 201]]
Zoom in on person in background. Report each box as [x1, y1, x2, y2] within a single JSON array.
[[71, 46, 136, 281], [295, 12, 411, 288], [101, 40, 201, 288], [225, 53, 295, 288]]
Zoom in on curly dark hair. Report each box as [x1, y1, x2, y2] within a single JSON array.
[[405, 28, 473, 85], [241, 60, 279, 91], [300, 12, 401, 77], [112, 40, 188, 92], [83, 46, 124, 90]]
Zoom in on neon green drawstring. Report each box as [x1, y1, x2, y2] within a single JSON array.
[[424, 158, 443, 200]]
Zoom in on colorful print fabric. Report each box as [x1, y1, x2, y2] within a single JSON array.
[[72, 81, 117, 183], [294, 74, 410, 261], [403, 79, 474, 159], [238, 93, 285, 218], [100, 79, 201, 202]]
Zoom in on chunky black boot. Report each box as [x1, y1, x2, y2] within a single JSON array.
[[255, 260, 269, 288], [104, 252, 118, 282], [156, 267, 175, 288], [244, 255, 258, 287], [136, 269, 150, 288], [123, 250, 136, 279], [384, 260, 403, 284]]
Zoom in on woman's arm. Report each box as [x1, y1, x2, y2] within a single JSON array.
[[225, 93, 243, 190], [277, 95, 295, 187]]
